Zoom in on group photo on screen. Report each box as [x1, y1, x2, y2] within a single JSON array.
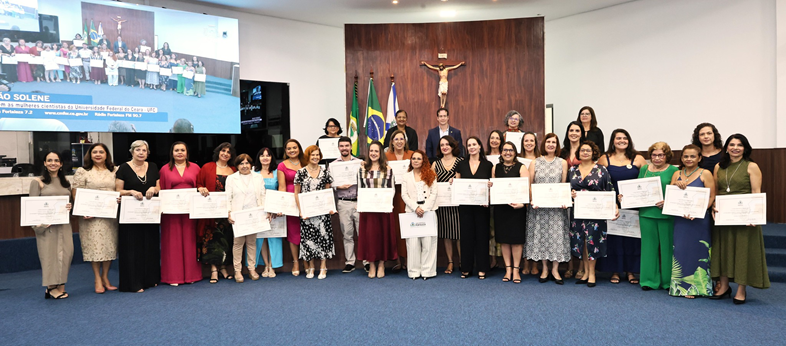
[[0, 0, 240, 134]]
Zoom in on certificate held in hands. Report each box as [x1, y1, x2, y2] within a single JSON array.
[[257, 215, 287, 238], [530, 183, 572, 208], [618, 177, 663, 209], [607, 209, 641, 238], [388, 160, 410, 185], [573, 191, 616, 220], [73, 188, 120, 218], [20, 196, 70, 227], [263, 190, 299, 216], [119, 196, 161, 224], [662, 185, 710, 219], [436, 182, 458, 207], [318, 138, 341, 160], [159, 189, 200, 214], [398, 211, 438, 239], [329, 160, 361, 186], [356, 188, 395, 213], [714, 193, 766, 226], [451, 178, 489, 206], [298, 189, 336, 218], [232, 207, 269, 237], [490, 177, 529, 205], [189, 192, 229, 219]]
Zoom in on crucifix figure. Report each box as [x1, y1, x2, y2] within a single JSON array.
[[111, 16, 127, 36], [421, 60, 464, 108]]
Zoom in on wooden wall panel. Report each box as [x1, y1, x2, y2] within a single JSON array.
[[81, 2, 154, 54], [345, 18, 545, 153], [0, 196, 79, 240]]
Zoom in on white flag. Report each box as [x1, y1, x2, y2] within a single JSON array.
[[384, 81, 398, 136]]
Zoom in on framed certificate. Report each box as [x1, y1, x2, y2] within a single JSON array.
[[263, 190, 299, 216], [232, 207, 269, 237], [329, 160, 360, 186], [44, 62, 59, 71], [171, 66, 183, 74], [530, 183, 572, 208], [119, 196, 161, 224], [55, 57, 69, 65], [68, 58, 82, 66], [489, 177, 529, 205], [194, 74, 206, 82], [298, 189, 336, 218], [436, 182, 458, 207], [257, 215, 287, 238], [505, 131, 525, 153], [388, 160, 410, 185], [398, 211, 438, 239], [73, 39, 84, 46], [618, 177, 663, 209], [20, 196, 70, 227], [356, 188, 395, 213], [72, 188, 120, 218], [134, 61, 147, 70], [148, 58, 159, 64], [120, 60, 135, 68], [715, 193, 766, 226], [15, 53, 31, 62], [662, 185, 710, 219], [451, 178, 489, 206], [100, 52, 109, 58], [189, 192, 228, 219], [89, 59, 104, 68], [573, 191, 616, 220], [29, 56, 43, 65], [182, 71, 194, 79], [607, 209, 641, 238], [318, 138, 341, 160], [147, 64, 160, 72], [1, 55, 17, 64], [159, 189, 200, 214], [159, 68, 172, 76]]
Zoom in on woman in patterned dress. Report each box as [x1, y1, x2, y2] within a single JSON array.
[[294, 146, 335, 280], [434, 136, 462, 274], [357, 141, 398, 279], [668, 145, 715, 298], [527, 133, 570, 285], [560, 121, 586, 279], [196, 143, 237, 284], [569, 141, 618, 287], [519, 131, 541, 276], [72, 143, 118, 294]]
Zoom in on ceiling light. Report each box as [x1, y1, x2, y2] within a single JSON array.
[[392, 0, 398, 3], [440, 10, 456, 17]]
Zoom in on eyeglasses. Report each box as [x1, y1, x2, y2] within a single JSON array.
[[579, 149, 593, 153], [651, 154, 665, 158], [502, 149, 516, 153]]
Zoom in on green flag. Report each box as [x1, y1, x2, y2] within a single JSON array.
[[83, 20, 88, 40], [349, 80, 360, 156]]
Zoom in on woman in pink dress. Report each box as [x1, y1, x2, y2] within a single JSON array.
[[159, 141, 202, 286], [14, 39, 32, 82], [277, 139, 306, 276]]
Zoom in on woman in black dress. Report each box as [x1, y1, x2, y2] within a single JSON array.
[[577, 106, 604, 153], [455, 136, 493, 279], [115, 140, 161, 292], [691, 122, 723, 171], [492, 141, 528, 283]]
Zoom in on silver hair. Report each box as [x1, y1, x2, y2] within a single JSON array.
[[504, 110, 523, 130], [129, 140, 150, 155]]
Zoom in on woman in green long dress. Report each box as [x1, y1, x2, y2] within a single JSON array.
[[194, 60, 207, 98], [710, 133, 769, 304], [176, 59, 186, 94]]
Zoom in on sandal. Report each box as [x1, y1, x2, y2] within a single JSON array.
[[576, 270, 585, 280], [209, 270, 218, 284], [478, 272, 486, 280], [444, 262, 454, 274], [512, 267, 521, 284], [627, 273, 639, 285], [563, 270, 574, 279], [502, 266, 512, 282], [460, 271, 470, 279], [610, 274, 620, 284], [220, 267, 233, 280]]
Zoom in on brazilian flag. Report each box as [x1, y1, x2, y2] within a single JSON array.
[[89, 20, 98, 46], [365, 78, 384, 145]]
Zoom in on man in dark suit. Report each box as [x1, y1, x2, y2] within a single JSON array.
[[425, 107, 464, 162], [112, 36, 127, 53], [97, 34, 111, 50]]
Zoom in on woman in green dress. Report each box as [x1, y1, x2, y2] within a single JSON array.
[[194, 60, 207, 98], [176, 59, 186, 94], [710, 133, 770, 304]]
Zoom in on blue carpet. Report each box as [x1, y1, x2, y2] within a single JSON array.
[[7, 77, 239, 133], [1, 263, 784, 345]]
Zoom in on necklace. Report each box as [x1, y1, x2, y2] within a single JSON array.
[[132, 160, 145, 168], [503, 163, 516, 174], [217, 162, 228, 168], [683, 166, 700, 178], [724, 160, 743, 193], [288, 158, 300, 166]]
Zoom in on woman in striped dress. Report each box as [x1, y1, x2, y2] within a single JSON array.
[[434, 135, 462, 274]]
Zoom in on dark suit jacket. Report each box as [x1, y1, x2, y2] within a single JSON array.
[[425, 126, 463, 161], [113, 41, 127, 53]]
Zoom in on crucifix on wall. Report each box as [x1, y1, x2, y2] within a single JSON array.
[[421, 55, 465, 108]]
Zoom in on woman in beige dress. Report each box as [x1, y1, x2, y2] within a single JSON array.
[[30, 151, 74, 299], [72, 143, 119, 294]]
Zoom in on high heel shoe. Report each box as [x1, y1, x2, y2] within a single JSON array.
[[306, 268, 315, 279], [502, 266, 512, 282], [45, 288, 68, 299], [709, 287, 732, 300], [538, 273, 549, 283], [733, 292, 746, 305], [209, 270, 219, 284], [444, 261, 454, 274], [318, 268, 327, 280]]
